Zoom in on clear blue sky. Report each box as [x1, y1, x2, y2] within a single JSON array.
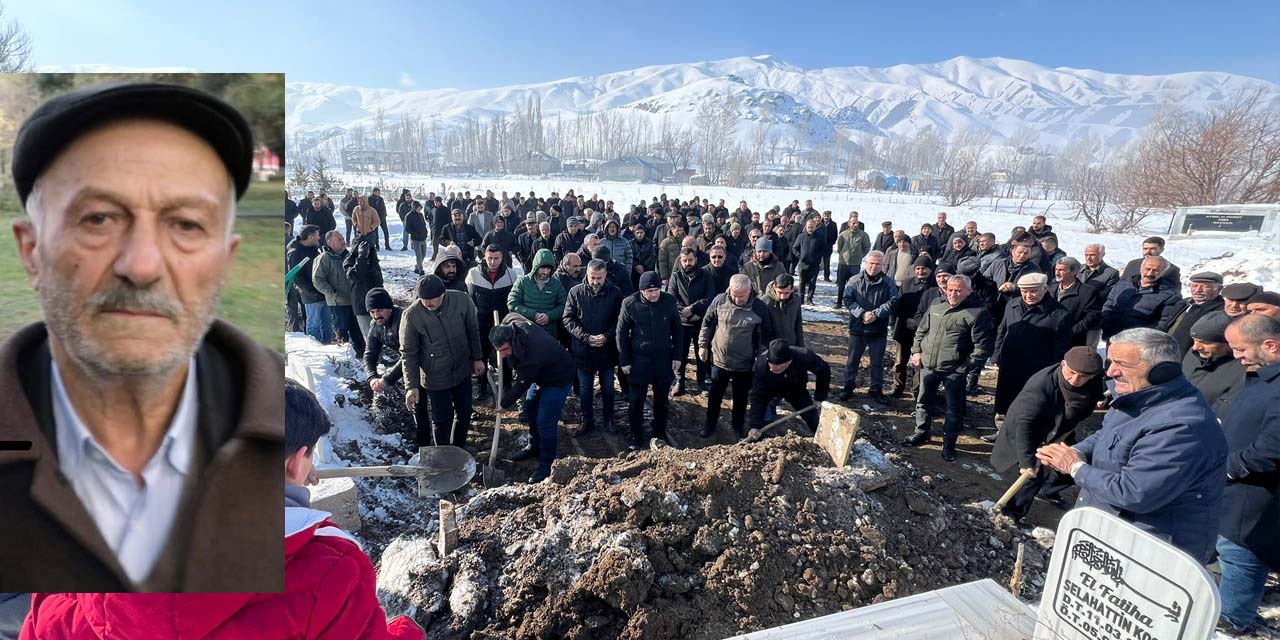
[[10, 0, 1280, 88]]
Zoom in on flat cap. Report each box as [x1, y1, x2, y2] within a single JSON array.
[[1188, 271, 1223, 285], [13, 82, 254, 206], [1249, 291, 1280, 307], [1190, 311, 1231, 343], [1016, 273, 1049, 288], [1223, 282, 1262, 301]]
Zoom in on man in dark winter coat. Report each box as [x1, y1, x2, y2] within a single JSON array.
[[591, 244, 635, 297], [563, 261, 623, 435], [1027, 215, 1053, 241], [1216, 314, 1280, 632], [993, 273, 1073, 419], [873, 220, 896, 253], [819, 211, 840, 281], [481, 215, 519, 269], [617, 272, 683, 449], [630, 223, 658, 289], [467, 246, 519, 400], [904, 276, 995, 461], [1166, 271, 1225, 356], [939, 234, 974, 266], [932, 212, 955, 246], [432, 244, 469, 294], [1035, 234, 1067, 273], [367, 187, 390, 250], [667, 248, 717, 395], [405, 201, 431, 275], [430, 197, 451, 255], [288, 225, 329, 344], [1120, 236, 1181, 289], [1101, 256, 1183, 339], [1182, 312, 1246, 417], [1037, 328, 1226, 563], [748, 340, 831, 436], [1048, 257, 1103, 347], [1079, 243, 1120, 298], [554, 216, 586, 263], [990, 348, 1105, 520], [363, 287, 405, 398], [742, 238, 787, 296], [911, 223, 940, 260], [792, 217, 826, 303], [984, 242, 1043, 327], [699, 274, 773, 439], [838, 250, 898, 404], [761, 273, 804, 349], [492, 314, 576, 483], [344, 234, 383, 344], [891, 259, 935, 397], [441, 209, 481, 265], [401, 276, 484, 450], [702, 245, 736, 294]]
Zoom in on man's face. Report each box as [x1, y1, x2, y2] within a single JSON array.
[[671, 225, 684, 238], [952, 238, 966, 251], [452, 212, 463, 224], [1055, 263, 1075, 284], [370, 307, 392, 325], [1189, 281, 1220, 304], [1031, 218, 1044, 231], [806, 220, 817, 233], [536, 265, 553, 281], [1248, 302, 1280, 319], [1040, 238, 1057, 252], [1227, 324, 1280, 367], [1191, 337, 1231, 360], [1225, 298, 1250, 317], [920, 226, 931, 236], [1011, 245, 1030, 264], [749, 231, 761, 245], [865, 254, 884, 276], [755, 250, 770, 263], [327, 233, 345, 253], [634, 227, 646, 240], [586, 268, 606, 290], [914, 265, 931, 280], [1084, 247, 1102, 268], [494, 218, 505, 230], [1141, 242, 1162, 257], [564, 257, 581, 276], [768, 359, 792, 374], [540, 224, 551, 239], [311, 199, 322, 210], [1106, 343, 1153, 395], [422, 293, 444, 311], [739, 201, 748, 211], [1020, 285, 1046, 305], [729, 287, 750, 305], [1060, 362, 1090, 388], [679, 253, 697, 270], [485, 251, 502, 270], [937, 213, 947, 224], [774, 285, 794, 301], [945, 280, 971, 307], [965, 222, 977, 235], [495, 343, 513, 358], [1140, 259, 1163, 287], [15, 119, 239, 378], [935, 272, 950, 288], [979, 236, 993, 251], [441, 260, 457, 278], [641, 287, 661, 302], [585, 237, 599, 252], [709, 250, 726, 267]]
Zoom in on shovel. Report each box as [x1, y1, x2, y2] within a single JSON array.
[[482, 310, 507, 487], [316, 445, 476, 497], [994, 467, 1038, 510], [743, 403, 820, 443]]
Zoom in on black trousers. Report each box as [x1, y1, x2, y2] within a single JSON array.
[[834, 263, 859, 307], [705, 366, 752, 436], [426, 379, 473, 449], [914, 368, 967, 441], [378, 213, 391, 248], [629, 381, 671, 442], [798, 264, 819, 300], [411, 387, 434, 447], [821, 248, 835, 279], [677, 325, 708, 385], [892, 334, 918, 392], [286, 286, 306, 333]]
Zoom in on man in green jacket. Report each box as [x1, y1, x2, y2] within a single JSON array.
[[312, 230, 363, 356], [401, 275, 485, 448], [835, 217, 871, 310], [903, 275, 995, 461], [507, 248, 567, 337]]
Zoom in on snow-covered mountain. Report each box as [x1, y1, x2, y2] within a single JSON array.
[[286, 55, 1280, 152]]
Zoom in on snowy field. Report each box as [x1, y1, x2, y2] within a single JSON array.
[[297, 174, 1280, 296]]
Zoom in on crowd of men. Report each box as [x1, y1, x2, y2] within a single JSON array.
[[285, 187, 1278, 635]]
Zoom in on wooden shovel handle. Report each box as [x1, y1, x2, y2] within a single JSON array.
[[995, 468, 1037, 509]]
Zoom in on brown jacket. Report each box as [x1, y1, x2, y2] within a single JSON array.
[[351, 204, 381, 237], [0, 320, 285, 593], [400, 290, 482, 391]]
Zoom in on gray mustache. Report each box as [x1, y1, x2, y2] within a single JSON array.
[[88, 284, 181, 319]]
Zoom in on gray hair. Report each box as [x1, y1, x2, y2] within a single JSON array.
[[324, 230, 344, 243], [560, 253, 581, 268], [586, 258, 607, 273], [1058, 257, 1081, 273], [728, 274, 752, 293], [1110, 328, 1180, 366], [947, 274, 972, 289], [1141, 255, 1169, 271], [866, 250, 885, 261], [1085, 243, 1106, 255]]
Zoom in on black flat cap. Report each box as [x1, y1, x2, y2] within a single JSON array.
[[1223, 282, 1262, 301], [12, 82, 255, 206]]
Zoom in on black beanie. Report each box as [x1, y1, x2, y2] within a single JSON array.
[[767, 339, 794, 365], [364, 287, 393, 311], [417, 275, 446, 299]]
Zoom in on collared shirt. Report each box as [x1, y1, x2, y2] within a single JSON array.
[[53, 357, 198, 585]]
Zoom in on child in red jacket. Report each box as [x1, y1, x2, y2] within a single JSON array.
[[21, 379, 424, 639]]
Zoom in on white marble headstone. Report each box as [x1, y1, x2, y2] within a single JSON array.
[[1034, 507, 1220, 640]]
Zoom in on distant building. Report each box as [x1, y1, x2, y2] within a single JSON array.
[[600, 156, 663, 182], [855, 169, 887, 191], [341, 145, 428, 173], [990, 169, 1013, 183], [672, 168, 698, 184], [561, 158, 601, 177], [506, 150, 562, 175]]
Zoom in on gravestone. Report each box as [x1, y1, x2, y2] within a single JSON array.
[[1170, 204, 1280, 237], [1033, 507, 1219, 640], [813, 401, 860, 467]]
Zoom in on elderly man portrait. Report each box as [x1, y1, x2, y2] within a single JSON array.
[[0, 82, 283, 592]]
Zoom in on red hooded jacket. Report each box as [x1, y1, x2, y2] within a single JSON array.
[[21, 504, 423, 639]]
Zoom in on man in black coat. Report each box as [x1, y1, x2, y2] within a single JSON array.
[[792, 217, 826, 303], [466, 246, 519, 399], [285, 190, 297, 233], [891, 260, 935, 397], [343, 234, 383, 345], [702, 245, 736, 293], [993, 273, 1073, 419], [368, 187, 391, 250], [984, 241, 1043, 328], [838, 250, 898, 404], [441, 209, 482, 265], [481, 215, 519, 268], [873, 220, 895, 253], [302, 195, 336, 237], [492, 314, 576, 484], [286, 225, 329, 344], [748, 340, 831, 436], [1048, 257, 1103, 347], [430, 196, 451, 255], [1079, 243, 1120, 308], [591, 245, 634, 297], [667, 248, 716, 395], [1216, 314, 1280, 632], [1120, 236, 1181, 289], [990, 349, 1105, 520], [819, 210, 840, 282], [361, 288, 419, 445], [1166, 271, 1225, 356], [911, 223, 940, 261], [617, 272, 683, 449], [554, 216, 586, 262], [563, 261, 623, 435], [1182, 312, 1246, 417]]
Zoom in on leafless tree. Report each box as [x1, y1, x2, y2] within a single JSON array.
[[0, 2, 31, 73], [695, 92, 739, 184], [940, 127, 992, 206]]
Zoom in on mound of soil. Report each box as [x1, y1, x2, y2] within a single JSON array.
[[375, 434, 1046, 640]]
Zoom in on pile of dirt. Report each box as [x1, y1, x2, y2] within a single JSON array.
[[375, 433, 1047, 640]]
